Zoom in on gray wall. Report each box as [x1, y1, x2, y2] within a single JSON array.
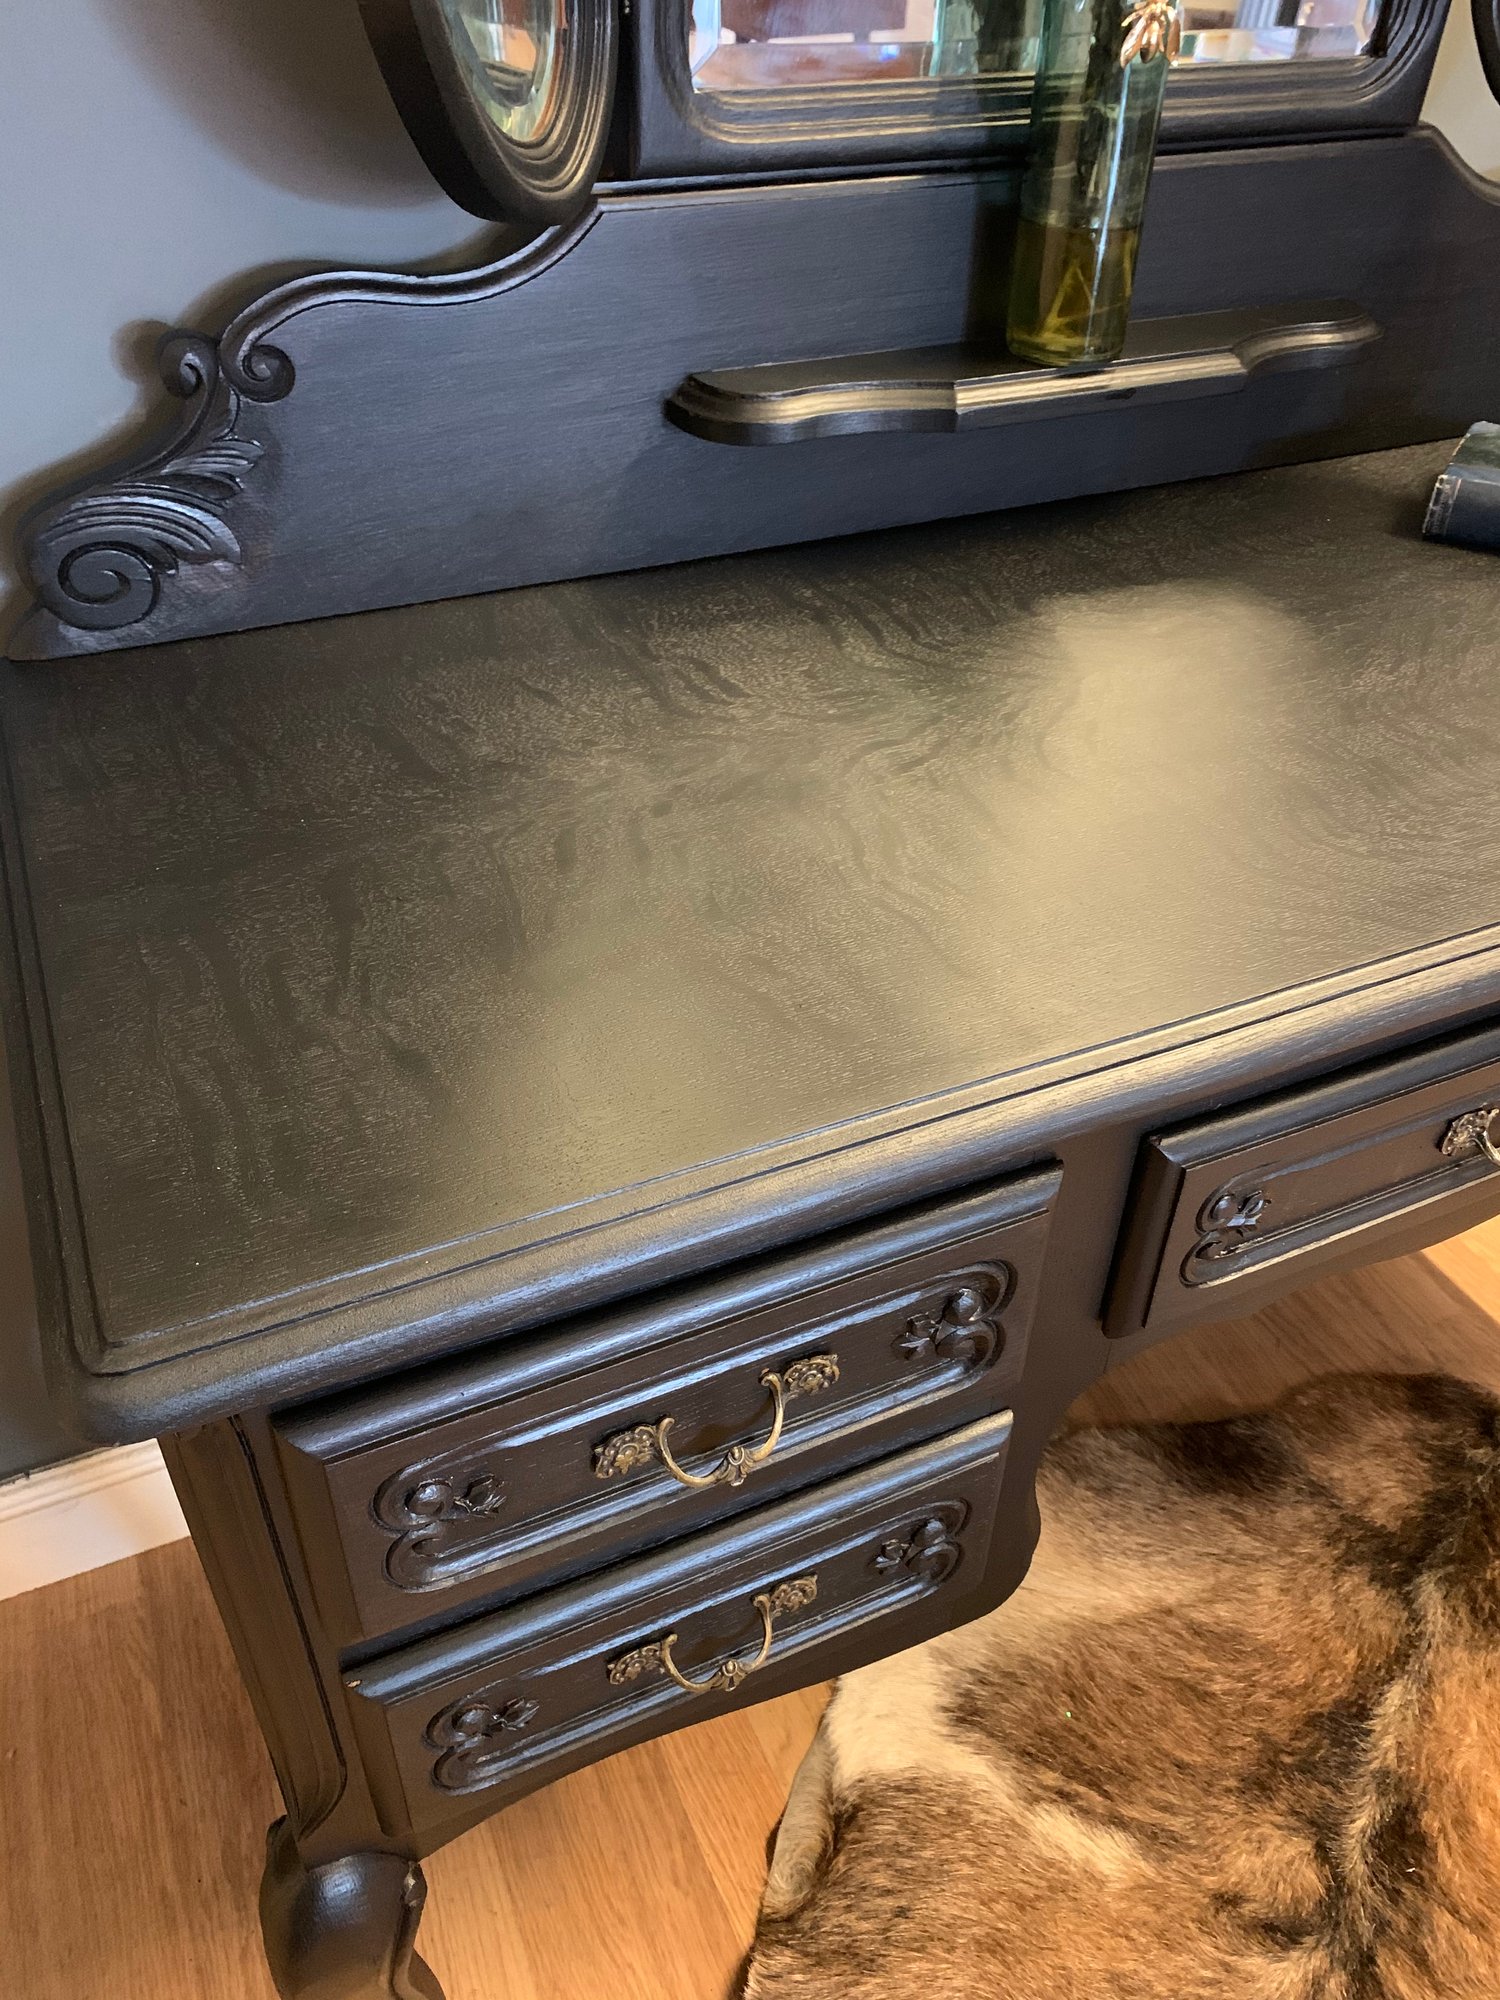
[[0, 0, 479, 1477], [0, 0, 483, 608], [1427, 0, 1500, 173], [0, 0, 1497, 1479]]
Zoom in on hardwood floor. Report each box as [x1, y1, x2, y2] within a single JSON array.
[[6, 1221, 1500, 1999]]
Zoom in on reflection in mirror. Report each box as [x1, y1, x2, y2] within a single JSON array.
[[445, 0, 565, 140], [688, 0, 1381, 90]]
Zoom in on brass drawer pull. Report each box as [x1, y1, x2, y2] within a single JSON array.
[[592, 1353, 840, 1490], [1441, 1106, 1500, 1169], [607, 1576, 818, 1696]]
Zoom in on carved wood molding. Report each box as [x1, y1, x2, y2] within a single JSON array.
[[871, 1502, 968, 1585], [896, 1266, 1010, 1368], [11, 212, 597, 659], [8, 146, 1500, 668], [425, 1689, 540, 1792], [374, 1447, 509, 1592], [19, 334, 288, 644], [1189, 1175, 1273, 1273], [665, 305, 1382, 446]]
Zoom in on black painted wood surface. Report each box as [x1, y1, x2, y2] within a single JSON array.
[[1475, 0, 1500, 106], [275, 1169, 1054, 1645], [664, 303, 1382, 445], [12, 134, 1500, 661], [1108, 1024, 1500, 1336], [344, 1414, 1011, 1839], [8, 440, 1500, 1437]]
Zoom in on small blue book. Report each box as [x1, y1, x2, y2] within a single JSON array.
[[1425, 422, 1500, 552]]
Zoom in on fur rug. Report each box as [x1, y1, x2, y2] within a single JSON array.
[[743, 1373, 1500, 2000]]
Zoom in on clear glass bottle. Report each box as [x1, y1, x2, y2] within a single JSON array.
[[1006, 0, 1178, 368], [930, 0, 1043, 78]]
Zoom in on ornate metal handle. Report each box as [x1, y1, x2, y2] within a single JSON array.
[[593, 1353, 840, 1490], [607, 1577, 818, 1696], [1441, 1106, 1500, 1169]]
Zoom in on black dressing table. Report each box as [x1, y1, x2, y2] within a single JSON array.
[[10, 443, 1500, 1994], [8, 0, 1500, 1988]]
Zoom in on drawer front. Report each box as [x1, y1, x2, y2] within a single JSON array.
[[345, 1414, 1010, 1838], [277, 1168, 1056, 1645], [1107, 1024, 1500, 1337]]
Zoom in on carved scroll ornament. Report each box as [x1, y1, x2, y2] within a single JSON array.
[[20, 331, 290, 642], [871, 1502, 969, 1586], [1191, 1177, 1272, 1267], [374, 1449, 509, 1591], [896, 1267, 1010, 1368], [425, 1690, 540, 1792]]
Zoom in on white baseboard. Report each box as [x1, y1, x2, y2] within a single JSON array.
[[0, 1440, 189, 1602]]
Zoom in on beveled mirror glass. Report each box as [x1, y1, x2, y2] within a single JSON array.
[[442, 0, 567, 142], [688, 0, 1383, 90], [358, 0, 615, 222]]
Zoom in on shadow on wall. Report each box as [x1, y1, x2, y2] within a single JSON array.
[[0, 0, 499, 639], [101, 0, 443, 207], [0, 0, 493, 1480], [1424, 0, 1500, 178]]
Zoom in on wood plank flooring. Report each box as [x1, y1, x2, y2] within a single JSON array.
[[5, 1220, 1500, 1999]]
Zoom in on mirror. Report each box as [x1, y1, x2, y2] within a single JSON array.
[[443, 0, 568, 142], [688, 0, 1383, 90], [359, 0, 616, 222], [1477, 0, 1500, 106]]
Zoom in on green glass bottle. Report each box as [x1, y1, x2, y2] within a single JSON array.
[[1006, 0, 1178, 369]]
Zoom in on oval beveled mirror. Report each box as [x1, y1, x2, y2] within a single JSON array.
[[1477, 0, 1500, 104], [361, 0, 617, 223]]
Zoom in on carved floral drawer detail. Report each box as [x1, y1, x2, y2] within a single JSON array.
[[346, 1416, 1010, 1830], [1108, 1032, 1500, 1336], [278, 1173, 1056, 1645]]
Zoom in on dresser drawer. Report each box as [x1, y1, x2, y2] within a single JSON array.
[[276, 1168, 1057, 1645], [344, 1413, 1010, 1838], [1107, 1023, 1500, 1337]]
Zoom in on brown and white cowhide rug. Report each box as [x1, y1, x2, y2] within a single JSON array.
[[744, 1373, 1500, 2000]]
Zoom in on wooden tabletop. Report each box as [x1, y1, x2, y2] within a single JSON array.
[[6, 440, 1500, 1434]]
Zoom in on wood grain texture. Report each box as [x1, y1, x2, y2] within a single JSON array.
[[1105, 1026, 1500, 1336], [664, 304, 1383, 444], [345, 1416, 1009, 1838], [11, 133, 1500, 664], [6, 1220, 1500, 2000], [274, 1171, 1054, 1647], [10, 440, 1500, 1438]]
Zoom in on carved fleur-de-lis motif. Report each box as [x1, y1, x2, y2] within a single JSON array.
[[872, 1508, 967, 1586], [426, 1691, 539, 1792], [898, 1280, 1001, 1368], [373, 1453, 509, 1590], [405, 1473, 505, 1522], [904, 1288, 1000, 1368], [1195, 1182, 1271, 1263], [1120, 0, 1181, 64]]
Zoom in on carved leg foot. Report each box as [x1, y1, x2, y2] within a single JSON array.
[[260, 1819, 446, 2000]]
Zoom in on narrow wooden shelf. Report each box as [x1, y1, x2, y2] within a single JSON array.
[[665, 301, 1380, 445]]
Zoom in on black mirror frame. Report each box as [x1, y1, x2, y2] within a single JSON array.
[[610, 0, 1451, 180], [1476, 0, 1500, 102], [360, 0, 618, 223]]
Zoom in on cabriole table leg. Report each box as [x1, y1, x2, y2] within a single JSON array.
[[260, 1819, 445, 2000]]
